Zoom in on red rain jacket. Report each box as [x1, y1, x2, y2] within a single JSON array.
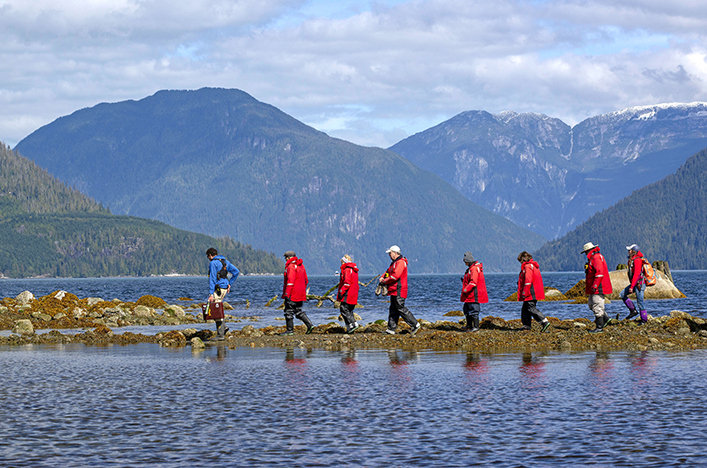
[[584, 247, 613, 295], [282, 256, 308, 301], [337, 262, 359, 305], [517, 260, 545, 301], [627, 251, 645, 290], [380, 256, 408, 298], [461, 261, 489, 303]]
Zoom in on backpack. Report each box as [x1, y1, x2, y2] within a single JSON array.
[[217, 258, 229, 280], [642, 259, 657, 286]]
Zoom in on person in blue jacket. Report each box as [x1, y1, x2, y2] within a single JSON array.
[[206, 247, 240, 341]]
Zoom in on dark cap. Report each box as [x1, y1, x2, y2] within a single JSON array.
[[283, 250, 296, 258], [463, 251, 475, 263]]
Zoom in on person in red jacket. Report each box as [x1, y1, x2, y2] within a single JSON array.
[[581, 242, 614, 333], [516, 251, 551, 332], [337, 254, 360, 334], [460, 251, 488, 332], [280, 251, 314, 336], [620, 243, 648, 323], [379, 245, 420, 335]]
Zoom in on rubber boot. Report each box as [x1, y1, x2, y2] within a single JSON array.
[[589, 315, 605, 333], [639, 310, 648, 323], [469, 316, 480, 333], [300, 313, 315, 335], [623, 298, 638, 320], [280, 318, 294, 336], [463, 315, 472, 331], [210, 321, 226, 341]]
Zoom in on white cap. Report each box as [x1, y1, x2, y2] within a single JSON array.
[[581, 242, 597, 253], [386, 245, 401, 254], [626, 244, 639, 251]]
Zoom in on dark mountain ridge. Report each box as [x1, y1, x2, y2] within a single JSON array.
[[14, 88, 546, 273]]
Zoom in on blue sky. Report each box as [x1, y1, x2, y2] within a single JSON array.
[[1, 0, 706, 148]]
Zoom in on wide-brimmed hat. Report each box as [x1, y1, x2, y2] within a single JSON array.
[[581, 242, 597, 253]]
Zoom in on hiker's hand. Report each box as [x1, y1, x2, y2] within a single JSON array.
[[628, 288, 633, 294]]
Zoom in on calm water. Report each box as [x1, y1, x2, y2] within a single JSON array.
[[2, 273, 707, 466], [1, 345, 706, 467]]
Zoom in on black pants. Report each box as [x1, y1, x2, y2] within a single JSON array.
[[387, 296, 417, 331], [521, 300, 546, 327], [284, 299, 306, 321], [340, 301, 356, 328], [463, 302, 481, 320]]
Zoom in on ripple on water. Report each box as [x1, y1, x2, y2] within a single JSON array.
[[1, 345, 707, 467]]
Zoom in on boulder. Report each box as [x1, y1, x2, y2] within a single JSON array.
[[16, 291, 34, 304], [54, 290, 67, 300], [13, 319, 34, 335], [443, 310, 464, 317], [606, 270, 685, 300], [133, 305, 153, 317], [191, 337, 206, 349], [165, 305, 186, 317], [31, 312, 52, 322], [87, 297, 103, 306]]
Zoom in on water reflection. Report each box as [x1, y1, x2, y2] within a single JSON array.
[[2, 346, 707, 467]]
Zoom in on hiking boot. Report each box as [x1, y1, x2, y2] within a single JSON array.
[[467, 327, 480, 333], [347, 323, 360, 334], [409, 322, 421, 336], [625, 310, 638, 320], [518, 325, 531, 331], [384, 329, 395, 335], [279, 330, 294, 336], [540, 321, 551, 333]]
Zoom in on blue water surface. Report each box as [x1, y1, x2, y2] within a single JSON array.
[[1, 345, 706, 467]]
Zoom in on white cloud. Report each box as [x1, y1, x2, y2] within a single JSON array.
[[2, 0, 707, 148]]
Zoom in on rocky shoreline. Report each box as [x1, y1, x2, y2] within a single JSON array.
[[3, 288, 707, 353]]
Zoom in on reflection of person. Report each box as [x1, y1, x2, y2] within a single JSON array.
[[581, 242, 613, 333], [337, 254, 360, 333], [460, 251, 488, 332], [206, 247, 240, 341], [621, 244, 648, 323], [516, 251, 550, 332], [379, 245, 420, 335], [280, 251, 314, 336]]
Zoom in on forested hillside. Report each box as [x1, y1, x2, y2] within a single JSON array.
[[533, 147, 707, 270], [0, 143, 282, 277]]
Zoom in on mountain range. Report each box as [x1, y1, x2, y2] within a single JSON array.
[[389, 103, 707, 240], [13, 88, 546, 274], [0, 143, 282, 278], [533, 147, 707, 271]]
